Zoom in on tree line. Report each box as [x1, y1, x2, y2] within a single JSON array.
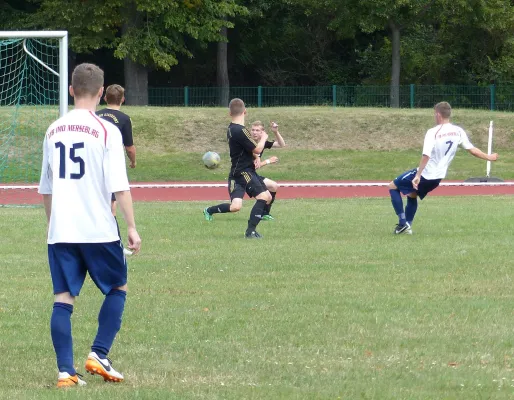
[[2, 0, 514, 107]]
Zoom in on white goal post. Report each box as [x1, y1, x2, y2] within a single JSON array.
[[0, 31, 68, 117]]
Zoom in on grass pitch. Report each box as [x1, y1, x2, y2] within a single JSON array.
[[1, 197, 514, 399]]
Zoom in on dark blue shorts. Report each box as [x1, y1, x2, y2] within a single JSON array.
[[48, 241, 127, 296], [393, 168, 441, 200]]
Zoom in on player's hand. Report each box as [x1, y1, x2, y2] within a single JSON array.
[[270, 156, 279, 164], [489, 153, 498, 161], [412, 176, 421, 190], [127, 228, 142, 255], [254, 158, 261, 169], [130, 161, 136, 168], [270, 122, 279, 133]]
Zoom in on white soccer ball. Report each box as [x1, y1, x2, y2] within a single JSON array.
[[202, 151, 221, 169]]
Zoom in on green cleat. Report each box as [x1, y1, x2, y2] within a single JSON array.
[[203, 208, 213, 222], [261, 214, 275, 221]]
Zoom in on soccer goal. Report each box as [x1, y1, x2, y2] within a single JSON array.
[[0, 31, 68, 206]]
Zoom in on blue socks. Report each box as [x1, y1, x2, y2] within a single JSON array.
[[389, 189, 406, 225], [406, 196, 418, 226], [51, 302, 75, 375], [92, 289, 127, 359]]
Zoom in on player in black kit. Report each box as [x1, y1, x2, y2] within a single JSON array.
[[203, 98, 271, 239], [96, 84, 136, 216]]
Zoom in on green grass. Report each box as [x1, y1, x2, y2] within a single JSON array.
[[2, 106, 514, 183], [2, 197, 514, 399]]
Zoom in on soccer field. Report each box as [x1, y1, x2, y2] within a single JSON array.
[[2, 197, 514, 399]]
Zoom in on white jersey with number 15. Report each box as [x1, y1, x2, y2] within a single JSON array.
[[421, 123, 474, 180], [39, 109, 129, 244]]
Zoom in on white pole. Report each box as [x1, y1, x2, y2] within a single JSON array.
[[59, 33, 68, 117], [486, 120, 493, 178]]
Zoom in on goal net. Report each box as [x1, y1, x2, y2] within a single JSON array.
[[0, 31, 68, 206]]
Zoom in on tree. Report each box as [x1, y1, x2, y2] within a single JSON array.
[[20, 0, 247, 105]]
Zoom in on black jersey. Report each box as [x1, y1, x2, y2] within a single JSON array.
[[96, 108, 133, 147], [227, 123, 257, 177], [259, 140, 274, 157]]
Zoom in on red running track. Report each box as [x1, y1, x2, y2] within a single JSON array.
[[2, 181, 514, 205]]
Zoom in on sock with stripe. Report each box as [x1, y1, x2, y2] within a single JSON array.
[[246, 199, 267, 234], [92, 289, 126, 359], [389, 189, 406, 225], [51, 302, 76, 375], [207, 203, 231, 214]]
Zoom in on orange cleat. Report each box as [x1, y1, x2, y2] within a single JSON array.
[[57, 372, 87, 388], [85, 352, 124, 382]]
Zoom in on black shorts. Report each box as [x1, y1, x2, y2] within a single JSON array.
[[228, 171, 267, 201]]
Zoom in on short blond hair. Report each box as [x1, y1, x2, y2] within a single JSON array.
[[71, 63, 104, 98], [229, 98, 245, 116], [251, 120, 264, 128], [435, 101, 451, 118], [105, 84, 125, 105]]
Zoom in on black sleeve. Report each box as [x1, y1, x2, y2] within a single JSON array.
[[121, 117, 133, 147], [235, 127, 257, 152], [264, 140, 275, 149]]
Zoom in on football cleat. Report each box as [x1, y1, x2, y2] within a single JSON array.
[[245, 231, 263, 239], [394, 222, 411, 235], [85, 352, 124, 382], [57, 372, 87, 388], [261, 214, 275, 221], [203, 208, 213, 222], [405, 227, 413, 235]]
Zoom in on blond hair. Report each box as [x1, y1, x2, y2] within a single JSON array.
[[71, 63, 104, 98], [105, 84, 125, 105], [251, 120, 264, 128], [229, 98, 245, 116], [434, 101, 451, 118]]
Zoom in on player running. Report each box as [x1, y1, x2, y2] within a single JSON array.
[[203, 98, 272, 238], [39, 63, 141, 387], [251, 121, 286, 220], [389, 101, 498, 234]]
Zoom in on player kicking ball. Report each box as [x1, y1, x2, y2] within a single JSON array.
[[251, 120, 286, 220], [203, 98, 272, 238], [389, 101, 498, 234]]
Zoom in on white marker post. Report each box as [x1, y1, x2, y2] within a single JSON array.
[[486, 120, 493, 178]]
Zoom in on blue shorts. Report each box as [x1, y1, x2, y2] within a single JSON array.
[[393, 168, 441, 200], [48, 241, 127, 296]]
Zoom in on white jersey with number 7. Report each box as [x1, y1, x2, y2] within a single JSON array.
[[39, 109, 129, 244], [421, 123, 474, 180]]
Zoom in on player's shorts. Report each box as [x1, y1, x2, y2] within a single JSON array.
[[111, 193, 116, 202], [228, 170, 267, 201], [48, 241, 127, 296], [393, 168, 441, 200]]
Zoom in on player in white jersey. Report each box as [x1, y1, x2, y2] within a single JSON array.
[[388, 101, 498, 234], [38, 63, 141, 387]]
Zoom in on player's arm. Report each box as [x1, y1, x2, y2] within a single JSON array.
[[252, 131, 269, 154], [238, 127, 268, 154], [38, 135, 53, 224], [258, 156, 279, 167], [43, 195, 52, 224], [412, 131, 434, 189], [114, 191, 141, 254], [122, 118, 136, 168], [467, 147, 498, 161], [270, 122, 286, 148]]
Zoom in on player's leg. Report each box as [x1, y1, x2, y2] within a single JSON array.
[[405, 177, 441, 234], [262, 178, 278, 220], [204, 178, 244, 221], [48, 243, 88, 387], [389, 168, 417, 234], [83, 242, 127, 382], [245, 172, 272, 238]]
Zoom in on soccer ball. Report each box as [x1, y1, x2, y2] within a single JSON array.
[[202, 151, 221, 169]]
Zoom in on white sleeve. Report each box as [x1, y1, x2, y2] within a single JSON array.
[[459, 129, 474, 150], [104, 127, 130, 193], [38, 135, 53, 194], [421, 130, 435, 156]]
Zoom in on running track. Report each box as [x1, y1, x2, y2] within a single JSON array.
[[1, 181, 514, 205]]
